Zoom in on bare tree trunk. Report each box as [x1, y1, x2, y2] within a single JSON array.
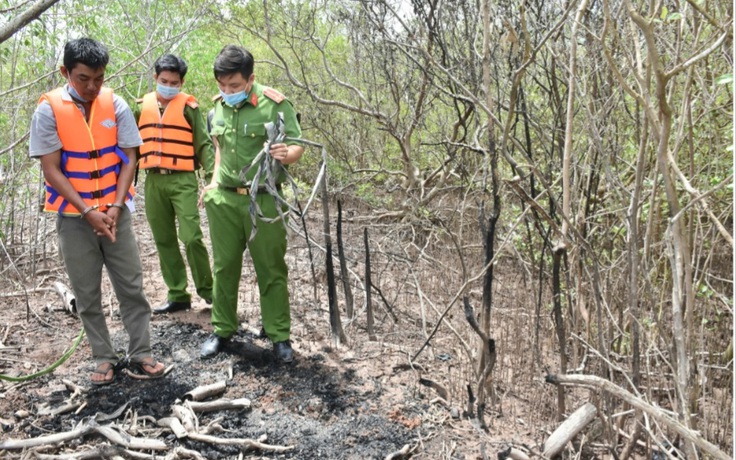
[[337, 200, 354, 319], [627, 116, 650, 389], [363, 228, 376, 341], [625, 3, 696, 448], [560, 0, 591, 240], [552, 247, 567, 420], [554, 0, 591, 422], [321, 175, 346, 346], [477, 0, 499, 410]]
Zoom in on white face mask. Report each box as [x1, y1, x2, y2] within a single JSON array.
[[157, 83, 180, 100], [220, 89, 248, 106]]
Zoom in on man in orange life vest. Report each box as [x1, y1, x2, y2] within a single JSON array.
[[29, 38, 166, 385], [134, 54, 214, 314]]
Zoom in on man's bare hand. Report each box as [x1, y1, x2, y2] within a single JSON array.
[[84, 210, 116, 242], [269, 143, 289, 162]]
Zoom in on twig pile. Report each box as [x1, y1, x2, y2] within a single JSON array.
[[0, 380, 294, 458]]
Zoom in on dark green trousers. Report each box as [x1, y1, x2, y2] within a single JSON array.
[[144, 171, 213, 302], [203, 187, 290, 342]]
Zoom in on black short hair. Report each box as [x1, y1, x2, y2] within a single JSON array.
[[154, 54, 188, 79], [213, 45, 254, 81], [63, 38, 109, 71]]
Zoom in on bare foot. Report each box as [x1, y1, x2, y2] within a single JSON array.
[[90, 362, 115, 386], [135, 357, 165, 377]]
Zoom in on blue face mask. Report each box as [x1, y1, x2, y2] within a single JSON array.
[[220, 89, 248, 106], [157, 83, 181, 100], [67, 82, 89, 102]]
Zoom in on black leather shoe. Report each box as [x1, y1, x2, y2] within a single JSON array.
[[200, 334, 229, 359], [153, 300, 191, 315], [274, 341, 294, 364]]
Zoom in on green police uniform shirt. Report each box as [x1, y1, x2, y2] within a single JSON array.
[[209, 82, 302, 188]]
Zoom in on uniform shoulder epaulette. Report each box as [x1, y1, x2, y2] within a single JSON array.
[[185, 95, 199, 109], [263, 87, 285, 104], [212, 94, 222, 102]]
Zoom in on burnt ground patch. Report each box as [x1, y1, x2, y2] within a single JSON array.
[[0, 208, 575, 460], [7, 319, 416, 459]]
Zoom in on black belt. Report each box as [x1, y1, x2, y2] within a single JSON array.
[[219, 183, 282, 195], [147, 168, 188, 175]]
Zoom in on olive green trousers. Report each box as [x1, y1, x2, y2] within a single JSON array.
[[57, 208, 153, 365], [144, 171, 213, 303], [203, 187, 290, 342]]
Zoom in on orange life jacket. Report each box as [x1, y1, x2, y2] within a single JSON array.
[[41, 87, 133, 215], [137, 92, 196, 171]]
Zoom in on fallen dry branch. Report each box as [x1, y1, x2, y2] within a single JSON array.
[[0, 418, 167, 451], [186, 432, 295, 453], [32, 445, 149, 459], [546, 373, 731, 460], [418, 377, 448, 400], [94, 400, 131, 422], [166, 446, 208, 460], [157, 417, 188, 438], [52, 281, 76, 314], [497, 445, 531, 460], [61, 378, 86, 397], [542, 402, 597, 458], [200, 419, 227, 435], [172, 404, 197, 433], [384, 442, 413, 460], [183, 380, 227, 401], [0, 424, 90, 450], [47, 401, 83, 416], [186, 397, 251, 413]]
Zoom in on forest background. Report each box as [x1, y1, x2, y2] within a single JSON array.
[[0, 0, 732, 459]]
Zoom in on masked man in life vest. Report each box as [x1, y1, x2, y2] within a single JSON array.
[[134, 54, 214, 314], [29, 38, 166, 386], [199, 45, 303, 363]]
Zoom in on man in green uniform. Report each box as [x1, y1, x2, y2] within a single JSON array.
[[135, 54, 214, 314], [200, 45, 303, 363]]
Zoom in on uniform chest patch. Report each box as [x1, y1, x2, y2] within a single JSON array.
[[100, 118, 116, 129]]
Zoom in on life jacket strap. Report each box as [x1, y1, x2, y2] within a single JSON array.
[[60, 145, 129, 168], [141, 137, 193, 147], [140, 151, 193, 160], [64, 163, 120, 180], [46, 183, 120, 215], [138, 122, 192, 133]]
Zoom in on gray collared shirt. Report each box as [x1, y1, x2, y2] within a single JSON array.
[[29, 84, 143, 158]]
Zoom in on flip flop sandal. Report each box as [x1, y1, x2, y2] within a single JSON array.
[[90, 362, 118, 386], [128, 359, 166, 379]]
